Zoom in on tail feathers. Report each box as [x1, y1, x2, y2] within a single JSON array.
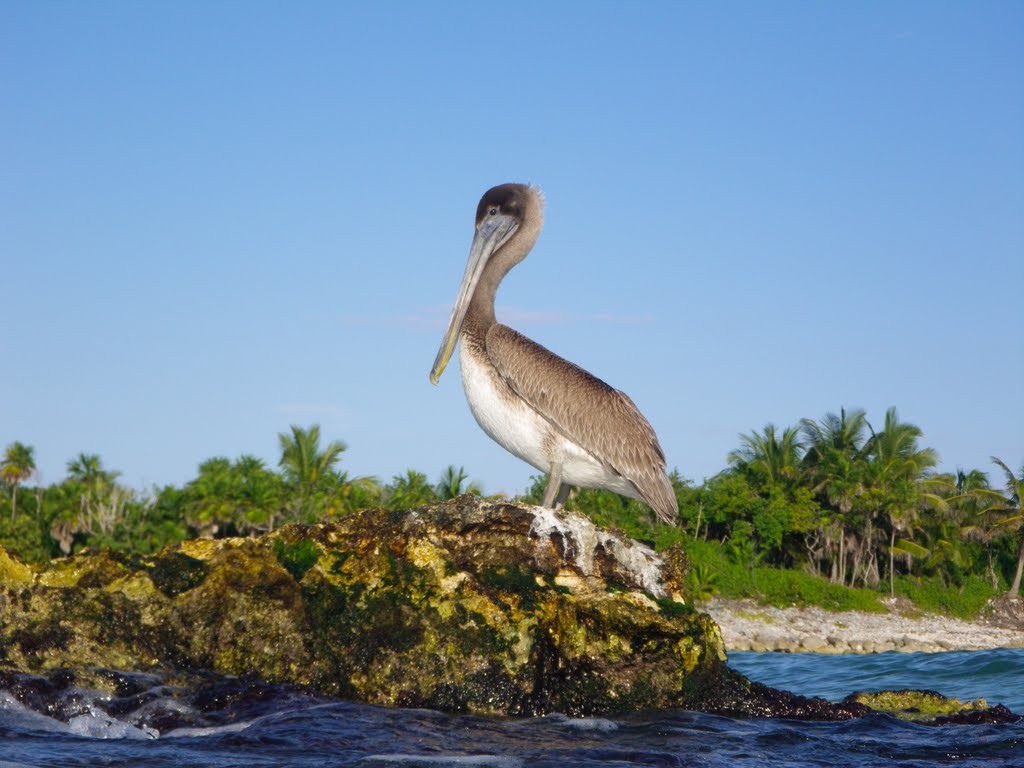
[[636, 472, 678, 526]]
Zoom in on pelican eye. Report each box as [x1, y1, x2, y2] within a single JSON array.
[[488, 207, 498, 216]]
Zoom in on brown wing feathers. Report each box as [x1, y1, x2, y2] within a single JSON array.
[[485, 324, 678, 524]]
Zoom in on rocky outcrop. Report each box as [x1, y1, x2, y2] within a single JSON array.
[[0, 499, 724, 716], [0, 499, 1017, 724]]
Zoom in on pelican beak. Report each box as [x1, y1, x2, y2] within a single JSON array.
[[430, 213, 518, 384]]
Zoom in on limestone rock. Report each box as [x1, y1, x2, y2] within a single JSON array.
[[800, 636, 826, 652], [0, 499, 723, 716], [1, 498, 1017, 725]]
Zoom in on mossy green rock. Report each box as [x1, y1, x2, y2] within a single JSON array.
[[842, 689, 1009, 724], [0, 499, 726, 716]]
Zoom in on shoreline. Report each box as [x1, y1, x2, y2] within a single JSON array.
[[702, 598, 1024, 654]]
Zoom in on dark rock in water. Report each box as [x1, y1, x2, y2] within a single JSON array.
[[695, 667, 870, 721], [697, 674, 1021, 724], [842, 689, 1021, 725], [0, 498, 1018, 724]]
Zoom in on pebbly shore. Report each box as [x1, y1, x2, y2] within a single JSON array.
[[702, 598, 1024, 654]]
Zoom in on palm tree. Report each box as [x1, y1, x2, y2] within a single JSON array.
[[863, 408, 937, 471], [332, 474, 383, 515], [436, 465, 482, 501], [913, 468, 991, 589], [277, 425, 348, 523], [862, 408, 942, 595], [801, 408, 868, 463], [66, 453, 120, 492], [386, 470, 439, 510], [956, 468, 990, 496], [728, 424, 804, 487], [2, 441, 36, 520], [277, 424, 347, 491], [987, 457, 1024, 598], [801, 409, 868, 584], [184, 457, 235, 535], [233, 454, 284, 532], [938, 468, 1003, 587]]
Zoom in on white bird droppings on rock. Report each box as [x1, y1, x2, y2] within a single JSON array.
[[527, 505, 667, 598]]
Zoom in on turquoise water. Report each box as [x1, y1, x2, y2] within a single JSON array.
[[1, 649, 1022, 767]]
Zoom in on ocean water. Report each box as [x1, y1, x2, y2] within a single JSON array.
[[1, 649, 1022, 768]]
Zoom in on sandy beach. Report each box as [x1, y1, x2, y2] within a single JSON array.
[[702, 598, 1024, 654]]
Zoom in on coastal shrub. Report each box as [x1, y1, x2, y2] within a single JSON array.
[[0, 491, 61, 563], [682, 537, 886, 612], [725, 520, 757, 567], [751, 568, 886, 612], [895, 574, 999, 620], [682, 538, 752, 598], [688, 563, 719, 600]]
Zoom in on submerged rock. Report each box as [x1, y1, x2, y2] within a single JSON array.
[[843, 689, 1019, 725], [0, 498, 1018, 723]]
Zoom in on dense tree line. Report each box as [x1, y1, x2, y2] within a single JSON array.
[[2, 408, 1022, 604], [0, 425, 481, 563], [679, 408, 1023, 600]]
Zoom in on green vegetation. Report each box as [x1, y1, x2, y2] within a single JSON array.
[[892, 574, 1000, 621], [1, 441, 36, 521], [272, 538, 321, 580], [2, 407, 1022, 621], [674, 537, 886, 612]]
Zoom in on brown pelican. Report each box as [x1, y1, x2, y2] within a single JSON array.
[[429, 183, 678, 525]]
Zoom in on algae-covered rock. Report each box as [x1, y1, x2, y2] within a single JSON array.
[[0, 548, 33, 585], [0, 498, 1018, 723], [842, 689, 1019, 725], [0, 499, 723, 715]]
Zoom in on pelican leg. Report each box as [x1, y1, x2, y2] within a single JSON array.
[[542, 465, 564, 508], [553, 483, 571, 510]]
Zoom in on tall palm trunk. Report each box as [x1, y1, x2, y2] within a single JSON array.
[[866, 517, 874, 587], [889, 527, 897, 598], [827, 530, 835, 582], [851, 538, 864, 588], [1009, 536, 1024, 599], [10, 485, 16, 520], [836, 527, 844, 584]]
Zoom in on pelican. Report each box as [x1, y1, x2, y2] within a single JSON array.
[[429, 183, 678, 525]]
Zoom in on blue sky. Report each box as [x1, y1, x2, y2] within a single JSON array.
[[3, 2, 1022, 496]]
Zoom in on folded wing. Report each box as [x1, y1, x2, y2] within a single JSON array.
[[485, 324, 677, 524]]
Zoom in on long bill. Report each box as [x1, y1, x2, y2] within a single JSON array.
[[430, 214, 518, 384]]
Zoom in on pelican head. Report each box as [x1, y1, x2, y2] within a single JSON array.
[[430, 184, 543, 384]]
